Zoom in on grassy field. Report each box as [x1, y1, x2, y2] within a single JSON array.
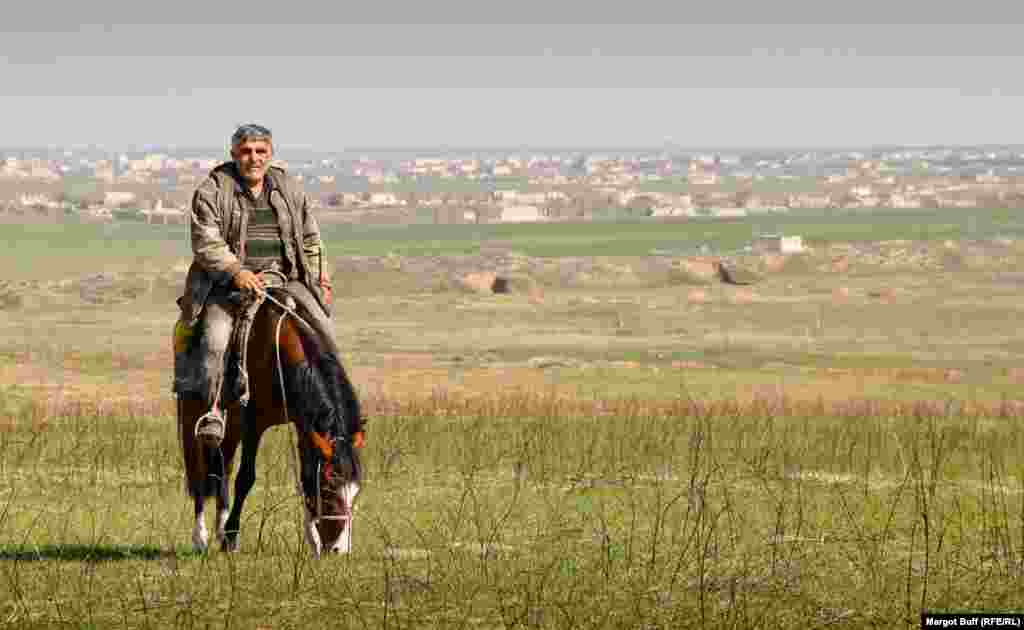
[[3, 207, 1023, 276], [2, 217, 1024, 627], [3, 393, 1024, 628]]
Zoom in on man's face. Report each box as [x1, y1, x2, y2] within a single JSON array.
[[231, 139, 273, 186]]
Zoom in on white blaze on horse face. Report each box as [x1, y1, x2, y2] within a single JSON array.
[[304, 506, 323, 559], [327, 481, 360, 554], [192, 516, 209, 552]]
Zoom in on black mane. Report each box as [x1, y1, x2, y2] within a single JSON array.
[[275, 303, 363, 491]]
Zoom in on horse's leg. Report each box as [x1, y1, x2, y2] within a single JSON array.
[[215, 501, 230, 548], [192, 495, 209, 553], [222, 416, 265, 553], [215, 408, 242, 547], [193, 445, 228, 552], [180, 395, 213, 553]]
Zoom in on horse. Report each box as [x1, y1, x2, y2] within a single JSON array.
[[176, 283, 365, 557]]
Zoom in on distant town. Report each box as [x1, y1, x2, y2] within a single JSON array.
[[3, 145, 1024, 225]]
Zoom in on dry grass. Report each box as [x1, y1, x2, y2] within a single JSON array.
[[727, 287, 756, 305], [687, 288, 709, 305], [3, 388, 1024, 628], [760, 254, 788, 273], [2, 237, 1024, 626]]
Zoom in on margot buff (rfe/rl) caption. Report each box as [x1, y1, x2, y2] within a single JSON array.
[[923, 613, 1024, 628]]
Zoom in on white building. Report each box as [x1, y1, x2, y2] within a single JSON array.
[[711, 208, 747, 218], [512, 192, 548, 205], [889, 194, 922, 209], [368, 192, 403, 206], [18, 193, 58, 208], [82, 207, 114, 222], [977, 170, 1004, 184], [500, 205, 545, 223], [105, 191, 137, 206], [757, 234, 804, 254], [651, 206, 697, 218], [140, 199, 187, 224], [688, 171, 719, 185]]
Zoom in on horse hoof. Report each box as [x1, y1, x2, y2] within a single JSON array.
[[222, 539, 240, 553]]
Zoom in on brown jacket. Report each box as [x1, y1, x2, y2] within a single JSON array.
[[178, 162, 329, 324]]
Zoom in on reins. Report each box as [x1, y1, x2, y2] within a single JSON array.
[[252, 271, 351, 529]]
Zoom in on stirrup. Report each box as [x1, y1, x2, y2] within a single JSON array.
[[195, 408, 225, 447]]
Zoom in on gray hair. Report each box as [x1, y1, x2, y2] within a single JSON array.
[[231, 124, 273, 147]]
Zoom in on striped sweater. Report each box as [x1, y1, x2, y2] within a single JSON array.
[[242, 186, 286, 273]]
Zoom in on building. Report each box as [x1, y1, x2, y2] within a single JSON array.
[[788, 193, 832, 209], [499, 205, 545, 223], [140, 199, 186, 224], [688, 171, 719, 185], [889, 193, 922, 209], [651, 206, 697, 218], [18, 193, 58, 208], [105, 191, 137, 206], [756, 234, 804, 254], [511, 192, 548, 205], [81, 207, 114, 222], [711, 208, 747, 218], [368, 192, 402, 206]]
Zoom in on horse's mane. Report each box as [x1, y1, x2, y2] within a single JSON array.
[[263, 297, 363, 487]]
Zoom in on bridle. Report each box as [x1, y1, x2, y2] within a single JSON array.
[[252, 270, 352, 531]]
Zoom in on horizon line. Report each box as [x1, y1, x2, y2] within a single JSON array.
[[6, 142, 1024, 154]]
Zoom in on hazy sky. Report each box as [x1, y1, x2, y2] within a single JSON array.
[[3, 5, 1024, 150]]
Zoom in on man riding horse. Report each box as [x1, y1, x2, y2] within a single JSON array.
[[173, 123, 339, 444]]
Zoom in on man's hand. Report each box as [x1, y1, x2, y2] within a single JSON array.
[[233, 269, 265, 293], [319, 277, 333, 305]]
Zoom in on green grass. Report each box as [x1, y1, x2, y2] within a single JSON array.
[[3, 208, 1021, 269], [3, 392, 1024, 628], [0, 544, 190, 562], [322, 208, 1023, 257]]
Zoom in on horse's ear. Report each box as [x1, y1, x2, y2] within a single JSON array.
[[310, 431, 334, 460]]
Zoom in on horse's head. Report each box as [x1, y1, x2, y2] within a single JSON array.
[[250, 283, 366, 555], [301, 430, 360, 554]]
